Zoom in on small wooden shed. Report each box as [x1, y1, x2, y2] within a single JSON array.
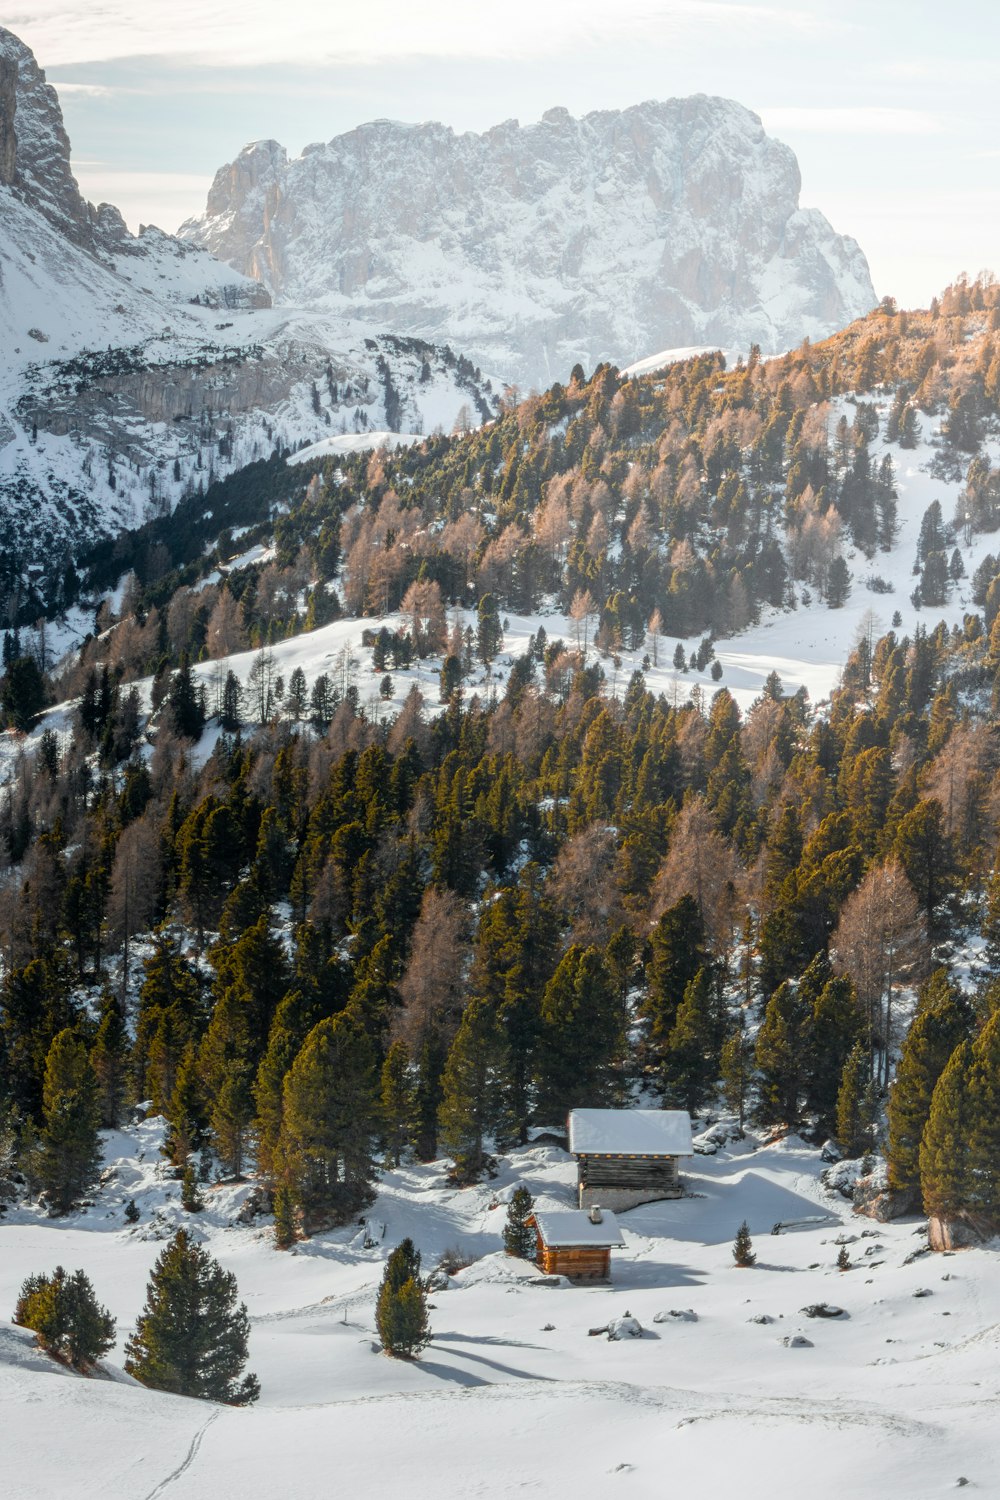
[[529, 1206, 624, 1280], [568, 1108, 694, 1212]]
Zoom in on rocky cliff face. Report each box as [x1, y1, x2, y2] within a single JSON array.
[[183, 98, 877, 387], [0, 52, 17, 186], [0, 27, 94, 246]]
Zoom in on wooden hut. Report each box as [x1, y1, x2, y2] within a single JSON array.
[[528, 1206, 624, 1280], [568, 1108, 693, 1212]]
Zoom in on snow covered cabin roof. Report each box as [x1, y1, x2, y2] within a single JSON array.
[[568, 1109, 694, 1158], [531, 1209, 625, 1249]]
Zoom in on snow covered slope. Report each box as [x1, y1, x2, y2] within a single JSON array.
[[181, 99, 877, 388], [2, 1120, 996, 1500]]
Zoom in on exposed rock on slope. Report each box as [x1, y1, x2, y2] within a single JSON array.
[[182, 98, 877, 387]]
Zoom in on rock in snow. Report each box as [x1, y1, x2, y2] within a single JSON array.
[[590, 1313, 644, 1340], [653, 1309, 699, 1324], [606, 1314, 644, 1341], [181, 98, 877, 387]]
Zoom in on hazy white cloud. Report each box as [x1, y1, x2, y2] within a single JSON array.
[[760, 106, 940, 136], [71, 168, 212, 227], [9, 0, 822, 69], [51, 80, 114, 96]]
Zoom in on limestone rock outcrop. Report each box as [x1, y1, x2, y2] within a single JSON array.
[[183, 98, 877, 387]]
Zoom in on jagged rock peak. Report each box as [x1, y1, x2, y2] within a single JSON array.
[[182, 96, 877, 386], [0, 27, 93, 246]]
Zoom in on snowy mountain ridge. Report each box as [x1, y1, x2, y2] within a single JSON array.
[[0, 28, 497, 601], [181, 98, 878, 388]]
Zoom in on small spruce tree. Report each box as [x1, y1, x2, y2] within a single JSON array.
[[15, 1267, 115, 1371], [180, 1163, 203, 1213], [502, 1186, 536, 1260], [836, 1041, 872, 1158], [380, 1039, 413, 1169], [438, 996, 509, 1183], [124, 1197, 140, 1224], [887, 969, 968, 1198], [36, 1029, 102, 1215], [836, 1244, 851, 1272], [720, 1021, 751, 1132], [272, 1182, 297, 1250], [919, 1038, 975, 1223], [733, 1220, 755, 1267], [376, 1239, 430, 1358], [125, 1228, 259, 1403]]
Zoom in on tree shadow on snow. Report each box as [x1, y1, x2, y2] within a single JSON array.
[[420, 1343, 556, 1384], [432, 1331, 548, 1352]]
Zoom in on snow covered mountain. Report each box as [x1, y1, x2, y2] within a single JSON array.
[[181, 99, 877, 389], [0, 28, 496, 599]]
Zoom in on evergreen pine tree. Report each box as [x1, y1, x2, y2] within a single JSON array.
[[644, 895, 707, 1053], [733, 1221, 755, 1267], [919, 1039, 975, 1222], [166, 653, 206, 741], [15, 1266, 115, 1370], [124, 1197, 140, 1224], [36, 1029, 102, 1214], [720, 1020, 751, 1131], [253, 992, 319, 1182], [272, 1181, 297, 1249], [534, 945, 620, 1122], [438, 996, 509, 1183], [476, 594, 503, 665], [90, 993, 129, 1129], [125, 1228, 259, 1403], [180, 1163, 203, 1212], [380, 1040, 413, 1168], [132, 930, 203, 1107], [836, 1041, 871, 1158], [164, 1041, 205, 1168], [966, 1009, 1000, 1224], [375, 1239, 430, 1358], [886, 969, 968, 1198], [836, 1244, 851, 1271], [412, 1034, 447, 1162], [754, 981, 809, 1128], [663, 967, 720, 1113], [278, 1012, 378, 1230], [502, 1186, 536, 1260], [806, 976, 861, 1130]]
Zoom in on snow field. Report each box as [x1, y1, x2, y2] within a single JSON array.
[[2, 1121, 999, 1499]]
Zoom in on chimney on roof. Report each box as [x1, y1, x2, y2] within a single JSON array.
[[589, 1205, 603, 1224]]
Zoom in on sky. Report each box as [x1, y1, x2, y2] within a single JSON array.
[[7, 0, 1000, 308]]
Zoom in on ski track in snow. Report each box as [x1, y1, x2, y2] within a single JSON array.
[[139, 1409, 220, 1500]]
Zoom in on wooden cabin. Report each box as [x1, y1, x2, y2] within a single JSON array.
[[568, 1108, 694, 1212], [528, 1206, 624, 1280]]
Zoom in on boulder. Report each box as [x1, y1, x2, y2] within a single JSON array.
[[927, 1215, 992, 1252], [604, 1313, 643, 1341], [653, 1308, 698, 1324], [800, 1303, 847, 1319]]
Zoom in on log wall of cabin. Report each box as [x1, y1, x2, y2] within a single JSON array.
[[577, 1154, 682, 1210], [536, 1244, 612, 1279]]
